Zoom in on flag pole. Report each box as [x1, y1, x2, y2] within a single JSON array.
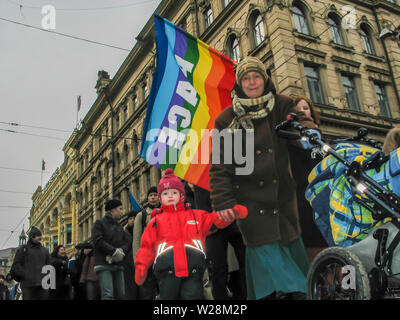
[[76, 95, 81, 129], [41, 159, 45, 188]]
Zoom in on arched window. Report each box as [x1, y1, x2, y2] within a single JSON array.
[[360, 24, 375, 55], [328, 14, 344, 45], [115, 152, 120, 175], [124, 145, 129, 168], [252, 14, 265, 47], [97, 170, 102, 189], [293, 5, 310, 35], [228, 35, 240, 62]]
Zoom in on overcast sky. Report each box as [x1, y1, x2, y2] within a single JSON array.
[[0, 0, 161, 249]]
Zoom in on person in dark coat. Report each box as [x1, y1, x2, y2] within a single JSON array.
[[123, 210, 138, 299], [289, 96, 328, 262], [50, 245, 72, 300], [209, 56, 318, 300], [195, 185, 247, 300], [92, 199, 132, 300], [79, 242, 100, 300], [68, 242, 85, 300], [9, 226, 51, 300], [133, 187, 160, 300], [0, 275, 10, 300]]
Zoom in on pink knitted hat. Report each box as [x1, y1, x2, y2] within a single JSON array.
[[157, 168, 185, 198]]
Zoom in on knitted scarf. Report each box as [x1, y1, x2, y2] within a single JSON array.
[[227, 89, 275, 132]]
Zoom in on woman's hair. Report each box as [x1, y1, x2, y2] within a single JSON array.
[[51, 245, 65, 257], [293, 96, 321, 126], [382, 127, 400, 155]]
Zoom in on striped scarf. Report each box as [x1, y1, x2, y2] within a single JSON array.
[[227, 90, 275, 132]]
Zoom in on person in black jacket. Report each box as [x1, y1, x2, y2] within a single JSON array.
[[49, 245, 71, 300], [9, 226, 51, 300], [289, 96, 328, 262], [194, 185, 247, 300], [92, 199, 132, 300], [68, 243, 85, 300], [0, 275, 10, 300], [123, 210, 138, 300]]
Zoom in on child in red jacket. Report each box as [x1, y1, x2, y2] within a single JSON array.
[[134, 169, 247, 300]]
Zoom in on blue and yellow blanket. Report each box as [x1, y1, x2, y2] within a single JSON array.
[[305, 142, 400, 247]]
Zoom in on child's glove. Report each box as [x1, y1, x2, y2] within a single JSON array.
[[233, 205, 248, 219], [135, 265, 148, 286]]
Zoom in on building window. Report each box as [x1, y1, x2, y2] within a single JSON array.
[[252, 14, 265, 47], [375, 83, 391, 118], [134, 179, 140, 202], [115, 152, 120, 175], [142, 84, 149, 100], [85, 153, 89, 170], [305, 66, 325, 104], [360, 24, 376, 55], [228, 35, 240, 62], [178, 17, 187, 30], [293, 5, 310, 35], [132, 95, 138, 112], [204, 7, 213, 29], [53, 236, 58, 250], [66, 224, 72, 245], [123, 106, 128, 122], [146, 170, 151, 192], [342, 75, 360, 111], [223, 0, 232, 8], [115, 114, 120, 131], [328, 14, 344, 45], [124, 145, 129, 168]]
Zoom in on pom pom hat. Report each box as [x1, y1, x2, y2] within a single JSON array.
[[157, 169, 185, 202]]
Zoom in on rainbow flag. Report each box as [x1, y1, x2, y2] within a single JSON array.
[[141, 14, 236, 190]]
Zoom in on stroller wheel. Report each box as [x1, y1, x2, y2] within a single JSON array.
[[307, 247, 370, 300]]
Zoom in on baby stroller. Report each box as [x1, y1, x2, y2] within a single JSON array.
[[276, 114, 400, 300]]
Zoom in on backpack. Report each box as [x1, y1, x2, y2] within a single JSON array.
[[141, 209, 149, 232]]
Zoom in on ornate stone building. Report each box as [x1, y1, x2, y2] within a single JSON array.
[[30, 0, 400, 246], [30, 134, 78, 253]]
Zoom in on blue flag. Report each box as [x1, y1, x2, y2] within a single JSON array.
[[128, 192, 141, 212]]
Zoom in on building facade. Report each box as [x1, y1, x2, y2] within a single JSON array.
[[30, 134, 78, 253], [29, 0, 400, 247]]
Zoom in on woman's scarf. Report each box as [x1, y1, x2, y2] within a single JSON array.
[[227, 89, 275, 132]]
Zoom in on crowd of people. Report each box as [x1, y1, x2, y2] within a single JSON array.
[[2, 56, 396, 301]]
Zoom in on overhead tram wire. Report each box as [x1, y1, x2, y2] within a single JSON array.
[[0, 120, 143, 142], [0, 166, 49, 174], [0, 128, 68, 141], [6, 0, 159, 11], [0, 121, 71, 133], [0, 189, 33, 195], [0, 17, 130, 52]]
